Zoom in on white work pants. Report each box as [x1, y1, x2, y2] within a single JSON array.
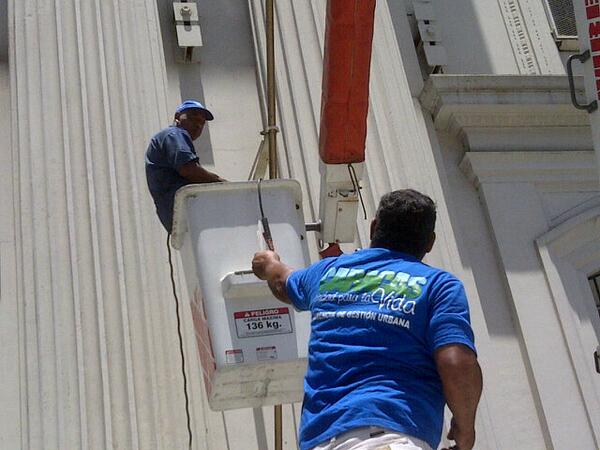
[[310, 426, 433, 450]]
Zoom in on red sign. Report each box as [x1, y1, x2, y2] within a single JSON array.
[[585, 0, 600, 98], [234, 307, 289, 319]]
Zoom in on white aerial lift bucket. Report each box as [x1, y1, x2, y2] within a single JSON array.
[[170, 180, 311, 411]]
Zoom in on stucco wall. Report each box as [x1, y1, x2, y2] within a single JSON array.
[[3, 0, 600, 449]]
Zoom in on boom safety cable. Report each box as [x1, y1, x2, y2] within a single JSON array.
[[347, 163, 367, 220], [257, 179, 284, 450], [167, 233, 193, 450]]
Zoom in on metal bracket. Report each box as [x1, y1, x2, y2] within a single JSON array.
[[566, 50, 598, 113], [413, 0, 447, 66], [305, 221, 321, 232], [173, 2, 203, 63]]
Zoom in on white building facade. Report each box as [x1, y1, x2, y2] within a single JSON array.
[[1, 1, 599, 449]]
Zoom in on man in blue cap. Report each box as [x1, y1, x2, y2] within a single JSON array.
[[146, 100, 225, 232]]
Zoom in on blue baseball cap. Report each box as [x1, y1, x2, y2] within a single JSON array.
[[175, 100, 214, 121]]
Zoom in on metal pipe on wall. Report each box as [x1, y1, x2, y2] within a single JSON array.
[[266, 0, 278, 179], [266, 4, 282, 448]]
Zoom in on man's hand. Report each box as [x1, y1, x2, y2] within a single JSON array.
[[252, 251, 293, 304], [252, 250, 281, 280], [441, 417, 476, 450]]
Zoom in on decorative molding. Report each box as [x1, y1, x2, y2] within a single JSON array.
[[473, 180, 599, 449], [518, 0, 565, 74], [447, 108, 584, 129], [421, 75, 592, 151], [421, 75, 587, 125], [460, 151, 598, 187], [536, 208, 600, 445], [543, 192, 600, 229], [497, 0, 540, 74]]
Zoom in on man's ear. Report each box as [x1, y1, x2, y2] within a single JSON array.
[[425, 231, 436, 254], [370, 218, 377, 241]]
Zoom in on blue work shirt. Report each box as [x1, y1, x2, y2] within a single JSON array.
[[145, 126, 198, 232], [286, 247, 476, 450]]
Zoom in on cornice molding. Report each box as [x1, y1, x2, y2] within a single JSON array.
[[537, 205, 600, 258], [420, 75, 592, 151], [460, 151, 598, 187]]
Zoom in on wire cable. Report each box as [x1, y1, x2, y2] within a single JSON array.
[[348, 163, 367, 219], [256, 180, 281, 449], [167, 233, 193, 450], [257, 179, 275, 252], [258, 178, 267, 219]]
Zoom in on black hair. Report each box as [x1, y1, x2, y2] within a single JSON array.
[[370, 189, 436, 257]]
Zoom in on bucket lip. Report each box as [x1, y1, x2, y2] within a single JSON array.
[[170, 179, 304, 249]]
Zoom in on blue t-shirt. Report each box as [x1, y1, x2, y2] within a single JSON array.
[[145, 126, 199, 231], [286, 247, 476, 450]]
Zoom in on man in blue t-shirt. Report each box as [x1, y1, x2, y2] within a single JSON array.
[[145, 100, 225, 232], [252, 189, 482, 450]]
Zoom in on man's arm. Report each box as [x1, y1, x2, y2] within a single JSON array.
[[178, 160, 225, 183], [435, 344, 482, 450], [252, 250, 294, 304]]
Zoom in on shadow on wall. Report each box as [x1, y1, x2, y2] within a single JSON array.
[[433, 0, 498, 74], [0, 0, 7, 62], [158, 0, 265, 173], [179, 0, 264, 170], [156, 0, 216, 165]]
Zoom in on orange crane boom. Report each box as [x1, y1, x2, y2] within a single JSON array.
[[317, 0, 376, 245], [319, 0, 376, 165]]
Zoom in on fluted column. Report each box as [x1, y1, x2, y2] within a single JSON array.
[[9, 0, 192, 448]]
